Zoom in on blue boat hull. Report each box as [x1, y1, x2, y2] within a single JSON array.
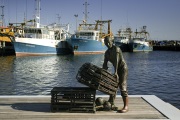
[[13, 41, 72, 56], [114, 42, 130, 52], [129, 43, 153, 52], [67, 38, 107, 54]]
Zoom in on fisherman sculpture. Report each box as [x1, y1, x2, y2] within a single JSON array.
[[103, 36, 129, 113]]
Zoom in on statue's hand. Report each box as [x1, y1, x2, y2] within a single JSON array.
[[113, 73, 119, 82]]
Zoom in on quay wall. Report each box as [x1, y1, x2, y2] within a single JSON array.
[[153, 45, 180, 51]]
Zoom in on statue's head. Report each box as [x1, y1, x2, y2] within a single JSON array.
[[104, 36, 113, 48]]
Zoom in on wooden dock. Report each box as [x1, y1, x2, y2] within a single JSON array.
[[0, 95, 179, 120]]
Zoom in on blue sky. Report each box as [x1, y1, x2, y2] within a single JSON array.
[[1, 0, 180, 40]]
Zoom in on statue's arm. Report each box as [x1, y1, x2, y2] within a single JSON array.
[[114, 47, 120, 76], [103, 54, 108, 70]]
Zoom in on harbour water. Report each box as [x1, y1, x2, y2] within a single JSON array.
[[0, 51, 179, 109]]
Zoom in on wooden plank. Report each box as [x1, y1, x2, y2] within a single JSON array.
[[0, 95, 169, 120]]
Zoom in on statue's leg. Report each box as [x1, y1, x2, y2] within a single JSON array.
[[118, 67, 129, 113]]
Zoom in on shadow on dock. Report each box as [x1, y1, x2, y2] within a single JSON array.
[[11, 103, 51, 112]]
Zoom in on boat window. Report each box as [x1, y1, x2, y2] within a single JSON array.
[[19, 30, 22, 34], [76, 33, 80, 38], [24, 28, 42, 34], [120, 37, 126, 39], [79, 32, 94, 36], [42, 30, 48, 34]]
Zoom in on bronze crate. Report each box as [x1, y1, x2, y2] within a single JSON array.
[[51, 87, 96, 113], [76, 63, 118, 95]]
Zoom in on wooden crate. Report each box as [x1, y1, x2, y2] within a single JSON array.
[[76, 63, 118, 95], [51, 87, 96, 113]]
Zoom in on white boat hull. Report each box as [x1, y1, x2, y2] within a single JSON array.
[[13, 38, 71, 56]]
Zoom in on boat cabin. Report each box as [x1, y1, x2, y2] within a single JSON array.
[[0, 27, 14, 42], [16, 27, 67, 40], [74, 30, 100, 41]]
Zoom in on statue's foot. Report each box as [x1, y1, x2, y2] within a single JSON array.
[[117, 107, 129, 113]]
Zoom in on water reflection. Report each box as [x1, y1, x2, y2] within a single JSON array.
[[3, 54, 106, 95], [0, 56, 15, 94]]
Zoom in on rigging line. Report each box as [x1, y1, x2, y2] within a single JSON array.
[[16, 0, 17, 26]]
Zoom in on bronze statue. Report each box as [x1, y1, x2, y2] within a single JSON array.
[[103, 36, 129, 113]]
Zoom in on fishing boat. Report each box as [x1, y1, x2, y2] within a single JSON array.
[[12, 23, 72, 56], [114, 27, 132, 52], [129, 26, 153, 52], [11, 0, 72, 56], [67, 1, 113, 54], [0, 27, 15, 55], [68, 20, 113, 54], [0, 4, 15, 55]]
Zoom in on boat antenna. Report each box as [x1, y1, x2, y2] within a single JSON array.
[[100, 0, 102, 20], [35, 0, 41, 28], [25, 0, 27, 23], [56, 14, 61, 25], [83, 0, 89, 24], [74, 14, 78, 31], [126, 11, 130, 28]]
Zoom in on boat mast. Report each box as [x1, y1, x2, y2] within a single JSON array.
[[0, 5, 4, 26], [100, 0, 103, 34], [83, 0, 89, 24], [35, 0, 41, 28]]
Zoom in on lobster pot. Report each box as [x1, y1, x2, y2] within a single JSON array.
[[76, 63, 118, 95], [51, 87, 96, 113]]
